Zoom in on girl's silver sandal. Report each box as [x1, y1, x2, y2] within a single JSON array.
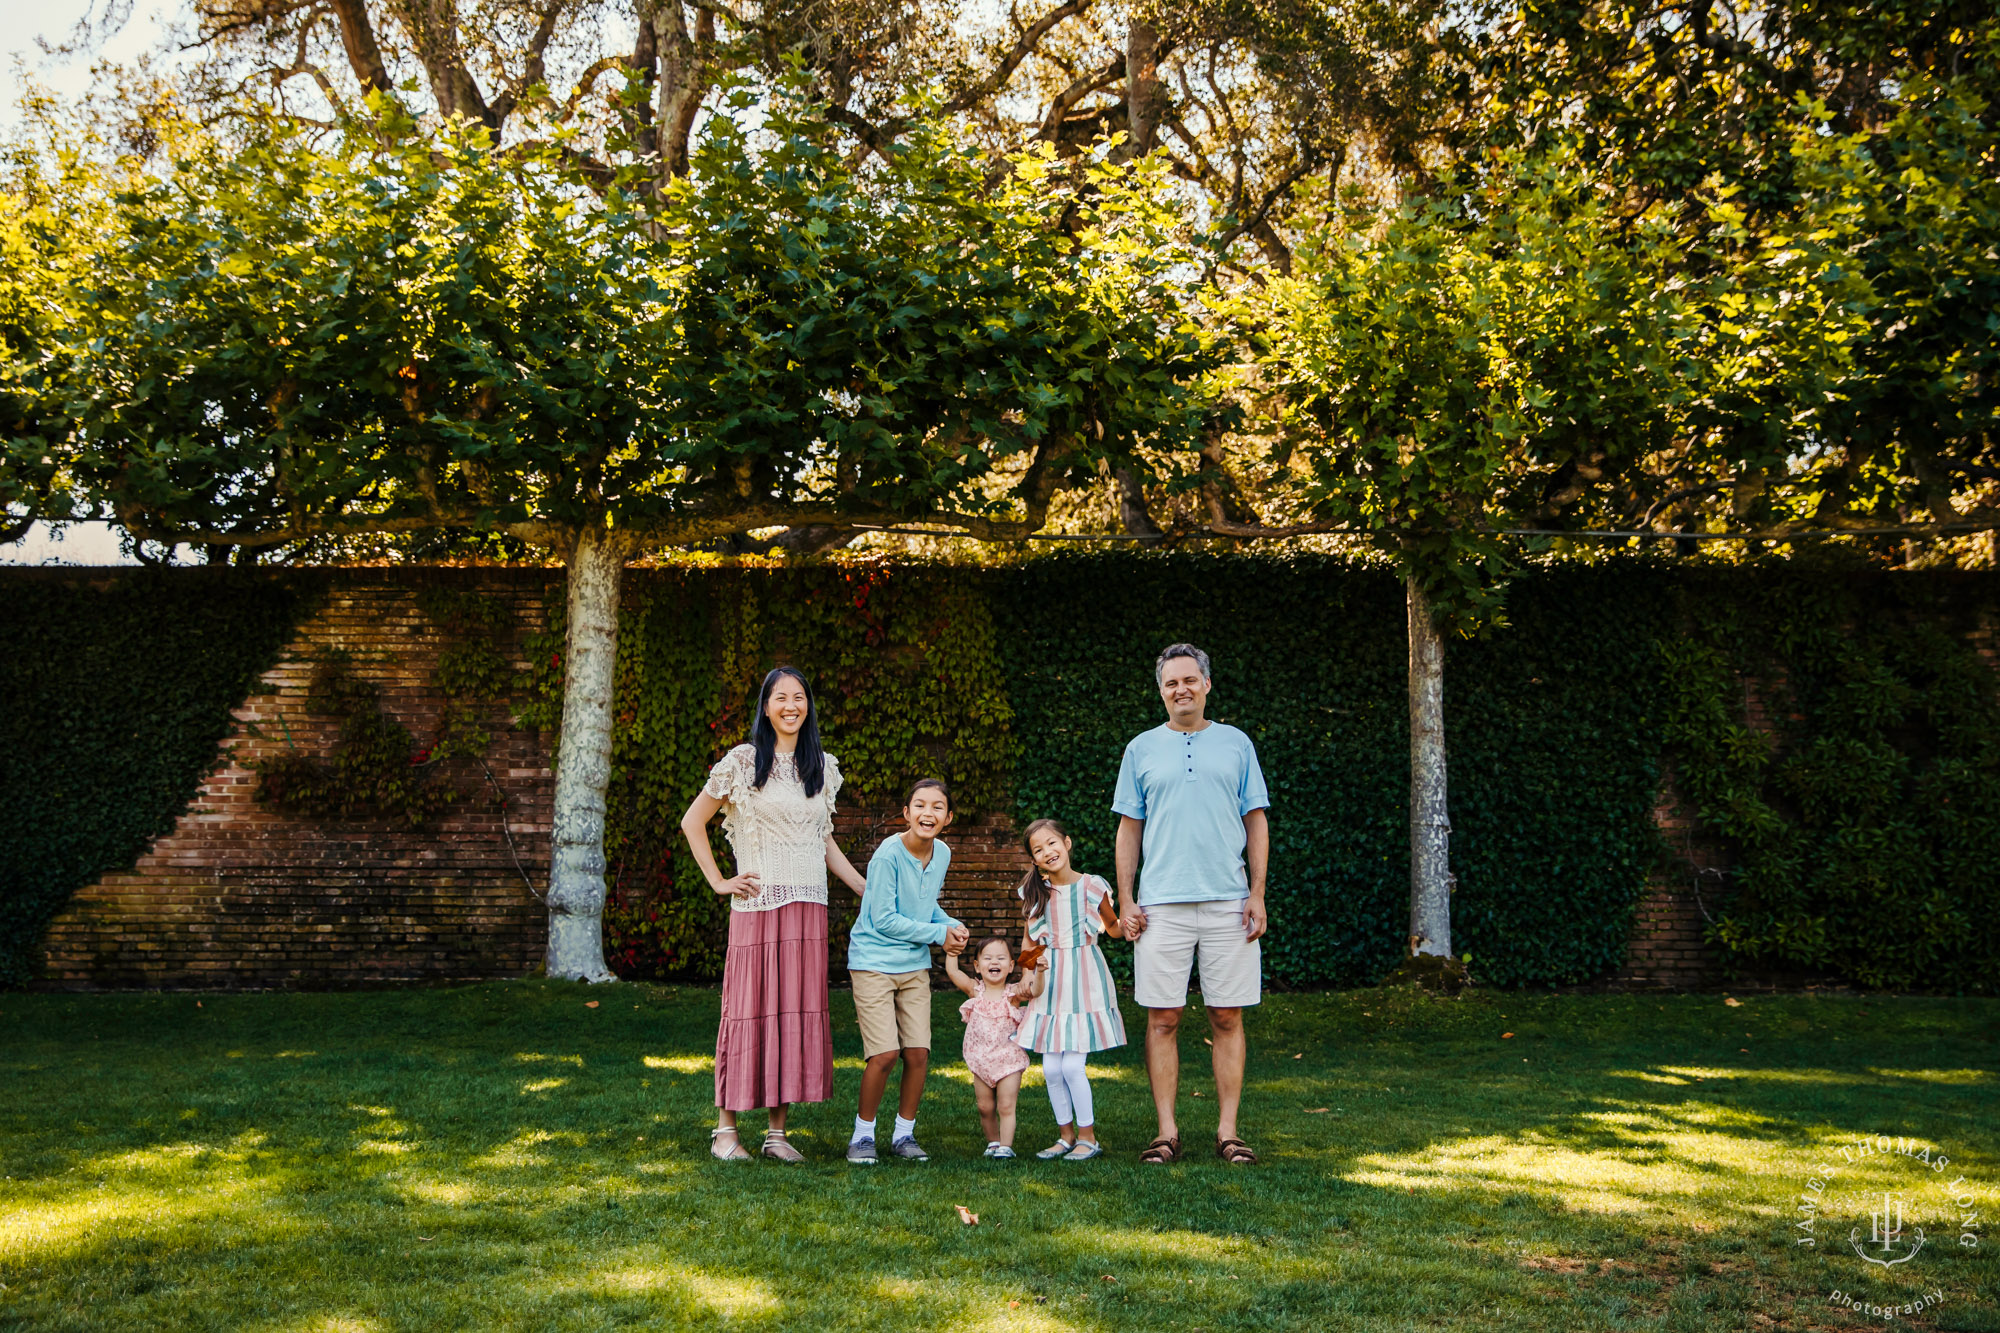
[[710, 1127, 751, 1162], [1064, 1139, 1105, 1161], [1035, 1139, 1077, 1159], [760, 1131, 805, 1163]]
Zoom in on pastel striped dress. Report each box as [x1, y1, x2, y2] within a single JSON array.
[[1015, 874, 1127, 1054]]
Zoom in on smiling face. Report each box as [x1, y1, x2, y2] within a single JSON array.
[[976, 940, 1013, 985], [1157, 655, 1212, 726], [1028, 827, 1073, 879], [903, 785, 953, 845], [764, 674, 809, 741]]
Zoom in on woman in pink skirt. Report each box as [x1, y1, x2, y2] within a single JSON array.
[[679, 667, 866, 1162]]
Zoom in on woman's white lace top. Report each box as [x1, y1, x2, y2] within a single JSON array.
[[701, 744, 842, 913]]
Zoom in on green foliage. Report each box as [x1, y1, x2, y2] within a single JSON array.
[[990, 553, 1669, 989], [534, 564, 1015, 980], [0, 572, 301, 984], [1659, 568, 2000, 992]]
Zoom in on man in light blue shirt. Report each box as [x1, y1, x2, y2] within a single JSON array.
[[1114, 642, 1269, 1167]]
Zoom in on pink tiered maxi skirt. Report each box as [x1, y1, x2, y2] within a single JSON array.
[[714, 901, 833, 1111]]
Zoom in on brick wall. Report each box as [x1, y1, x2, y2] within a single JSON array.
[[42, 572, 558, 989], [32, 567, 1838, 992], [37, 570, 1046, 990]]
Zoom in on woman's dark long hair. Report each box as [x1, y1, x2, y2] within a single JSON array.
[[750, 666, 826, 798], [1016, 817, 1069, 921]]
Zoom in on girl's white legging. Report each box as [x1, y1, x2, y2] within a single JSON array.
[[1043, 1051, 1094, 1128]]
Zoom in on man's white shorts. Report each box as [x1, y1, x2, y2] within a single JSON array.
[[1132, 899, 1262, 1010]]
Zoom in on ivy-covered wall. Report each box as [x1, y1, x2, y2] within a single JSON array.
[[0, 571, 303, 985], [6, 557, 1996, 992]]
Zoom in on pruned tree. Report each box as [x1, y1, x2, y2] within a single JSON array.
[[1, 91, 1217, 978]]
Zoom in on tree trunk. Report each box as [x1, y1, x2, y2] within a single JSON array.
[[544, 525, 625, 982], [1406, 571, 1452, 958]]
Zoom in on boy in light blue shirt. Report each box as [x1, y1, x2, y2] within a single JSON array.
[[846, 778, 968, 1164]]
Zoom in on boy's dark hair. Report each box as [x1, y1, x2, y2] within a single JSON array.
[[905, 777, 952, 811]]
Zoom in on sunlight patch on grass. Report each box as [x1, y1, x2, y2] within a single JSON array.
[[1080, 1227, 1259, 1264], [521, 1077, 568, 1093], [346, 1104, 396, 1116], [642, 1054, 711, 1074], [355, 1140, 415, 1155], [1347, 1119, 1783, 1221], [1609, 1069, 1695, 1085], [270, 1050, 317, 1059], [0, 1179, 257, 1259], [1866, 1067, 1992, 1084], [404, 1178, 479, 1205], [588, 1265, 781, 1315], [513, 1052, 585, 1066], [282, 1316, 382, 1333], [472, 1129, 585, 1169]]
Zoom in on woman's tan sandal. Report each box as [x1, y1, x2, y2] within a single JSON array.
[[1216, 1137, 1259, 1165], [761, 1131, 804, 1163], [1139, 1135, 1182, 1164], [710, 1127, 751, 1162]]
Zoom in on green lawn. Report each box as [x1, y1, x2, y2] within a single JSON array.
[[1, 983, 1995, 1332]]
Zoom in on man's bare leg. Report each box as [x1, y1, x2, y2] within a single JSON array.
[[1208, 1006, 1246, 1142], [1146, 1005, 1184, 1140]]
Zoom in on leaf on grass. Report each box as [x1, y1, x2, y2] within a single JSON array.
[[1304, 1107, 1331, 1114], [1100, 1274, 1117, 1283], [585, 1001, 600, 1008], [1293, 1053, 1303, 1060], [956, 1205, 978, 1226], [1501, 1032, 1513, 1038], [1724, 997, 1742, 1007]]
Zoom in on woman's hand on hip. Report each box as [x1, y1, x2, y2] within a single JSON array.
[[712, 872, 761, 899]]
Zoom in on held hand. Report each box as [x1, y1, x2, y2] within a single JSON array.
[[944, 935, 965, 957], [1243, 896, 1268, 942], [944, 924, 970, 953], [712, 872, 761, 899], [1035, 952, 1051, 973], [1119, 905, 1148, 940]]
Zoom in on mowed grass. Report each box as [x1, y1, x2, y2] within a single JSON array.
[[0, 984, 1996, 1333]]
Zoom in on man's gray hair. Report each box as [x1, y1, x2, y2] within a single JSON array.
[[1155, 642, 1212, 684]]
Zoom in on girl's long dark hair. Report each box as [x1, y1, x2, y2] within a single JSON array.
[[750, 666, 826, 798], [1016, 817, 1068, 921]]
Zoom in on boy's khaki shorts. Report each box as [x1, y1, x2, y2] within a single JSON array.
[[851, 968, 932, 1057]]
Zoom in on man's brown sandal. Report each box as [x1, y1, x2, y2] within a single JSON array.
[[1216, 1137, 1259, 1165], [1139, 1135, 1181, 1164]]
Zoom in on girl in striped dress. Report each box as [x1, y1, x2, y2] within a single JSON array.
[[1014, 818, 1127, 1161]]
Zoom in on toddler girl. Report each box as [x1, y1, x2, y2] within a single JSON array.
[[1013, 818, 1126, 1161], [944, 936, 1045, 1158]]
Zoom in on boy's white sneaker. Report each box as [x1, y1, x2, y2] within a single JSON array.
[[889, 1135, 929, 1161], [846, 1137, 878, 1165]]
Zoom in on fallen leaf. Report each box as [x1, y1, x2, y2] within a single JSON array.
[[196, 1001, 203, 1008], [1501, 1032, 1514, 1039], [585, 1001, 599, 1008], [1100, 1274, 1117, 1283], [956, 1205, 978, 1226], [1009, 1301, 1019, 1309], [416, 1235, 434, 1242], [1293, 1053, 1303, 1060], [1740, 1048, 1749, 1053], [1304, 1107, 1331, 1114], [1724, 997, 1742, 1007]]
